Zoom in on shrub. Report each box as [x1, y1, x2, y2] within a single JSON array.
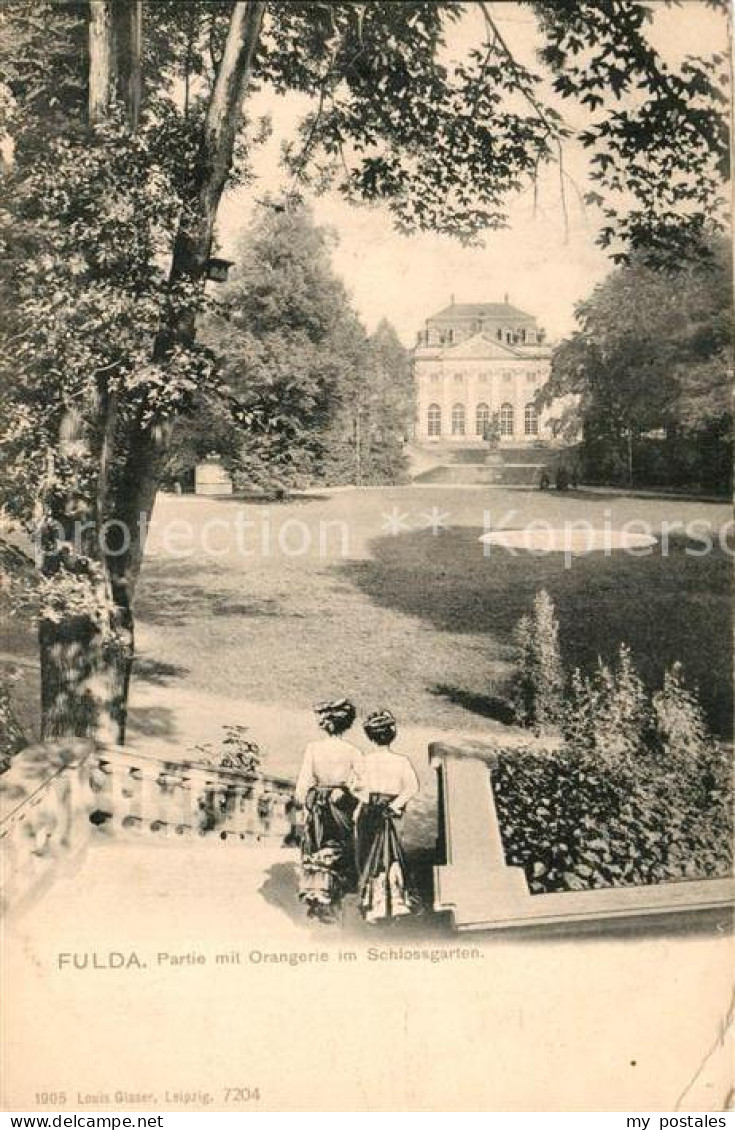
[[511, 590, 564, 733], [653, 662, 710, 786], [191, 724, 262, 776], [564, 645, 654, 780], [492, 736, 732, 894], [497, 597, 733, 893], [562, 667, 598, 758]]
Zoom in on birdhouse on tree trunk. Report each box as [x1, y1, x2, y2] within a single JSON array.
[[205, 257, 234, 283]]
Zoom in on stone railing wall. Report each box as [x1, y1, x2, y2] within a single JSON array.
[[0, 742, 94, 915], [431, 737, 735, 931], [88, 747, 294, 843], [1, 741, 296, 915]]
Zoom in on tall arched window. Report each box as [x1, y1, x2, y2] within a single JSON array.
[[499, 402, 514, 437], [475, 402, 491, 436], [451, 403, 466, 436], [427, 403, 442, 437], [524, 402, 539, 436]]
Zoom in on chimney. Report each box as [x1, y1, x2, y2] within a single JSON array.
[[450, 293, 455, 306], [504, 291, 509, 305]]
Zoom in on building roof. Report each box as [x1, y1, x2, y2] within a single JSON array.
[[413, 331, 552, 360], [429, 301, 536, 323]]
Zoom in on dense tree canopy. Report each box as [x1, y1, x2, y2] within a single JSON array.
[[166, 206, 411, 490], [316, 318, 413, 487], [0, 0, 730, 739], [541, 237, 732, 488]]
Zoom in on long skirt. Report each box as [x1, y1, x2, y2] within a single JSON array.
[[299, 785, 357, 918], [355, 794, 420, 924]]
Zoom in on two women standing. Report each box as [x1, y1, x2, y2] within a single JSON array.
[[293, 699, 420, 925]]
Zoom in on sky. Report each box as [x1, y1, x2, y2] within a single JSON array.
[[217, 1, 728, 346]]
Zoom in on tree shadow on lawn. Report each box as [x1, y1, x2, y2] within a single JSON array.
[[125, 705, 178, 741], [336, 527, 733, 737], [430, 683, 516, 725], [132, 657, 190, 686], [134, 558, 286, 627]]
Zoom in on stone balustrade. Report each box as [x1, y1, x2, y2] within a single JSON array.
[[88, 747, 294, 843], [1, 740, 296, 915], [0, 742, 94, 915]]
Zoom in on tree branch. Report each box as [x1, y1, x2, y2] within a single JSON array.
[[166, 0, 266, 301], [286, 17, 347, 202], [477, 0, 555, 136]]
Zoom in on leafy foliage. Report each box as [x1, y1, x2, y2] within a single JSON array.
[[0, 679, 27, 773], [496, 594, 732, 893], [541, 238, 732, 490], [175, 203, 359, 489], [269, 1, 729, 256], [166, 205, 410, 489], [510, 589, 564, 731], [274, 2, 553, 243], [492, 733, 732, 894], [191, 724, 263, 776]]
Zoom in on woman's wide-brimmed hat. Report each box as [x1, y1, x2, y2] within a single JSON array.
[[313, 698, 357, 731], [363, 709, 397, 744]]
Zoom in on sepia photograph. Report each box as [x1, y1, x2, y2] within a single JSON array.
[[0, 0, 732, 1117]]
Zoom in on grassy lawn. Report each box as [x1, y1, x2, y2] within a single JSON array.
[[3, 483, 732, 747], [3, 485, 731, 875], [132, 486, 732, 737]]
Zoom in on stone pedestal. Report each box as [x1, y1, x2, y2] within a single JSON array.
[[195, 458, 233, 496]]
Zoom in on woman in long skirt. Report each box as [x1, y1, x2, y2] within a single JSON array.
[[354, 710, 420, 924], [294, 699, 362, 923]]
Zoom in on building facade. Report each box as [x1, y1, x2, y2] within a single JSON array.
[[413, 299, 554, 445]]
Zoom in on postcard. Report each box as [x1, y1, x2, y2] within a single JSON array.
[[1, 0, 732, 1115]]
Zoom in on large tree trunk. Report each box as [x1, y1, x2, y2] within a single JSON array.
[[38, 1, 266, 743], [89, 0, 143, 127], [38, 602, 134, 745], [39, 617, 99, 741], [115, 1, 143, 130], [111, 1, 266, 593], [38, 0, 142, 744], [88, 1, 115, 126]]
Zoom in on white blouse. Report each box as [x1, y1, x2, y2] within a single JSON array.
[[356, 749, 420, 811], [294, 736, 363, 803]]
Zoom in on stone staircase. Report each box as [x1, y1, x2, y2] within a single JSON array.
[[409, 443, 559, 487]]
